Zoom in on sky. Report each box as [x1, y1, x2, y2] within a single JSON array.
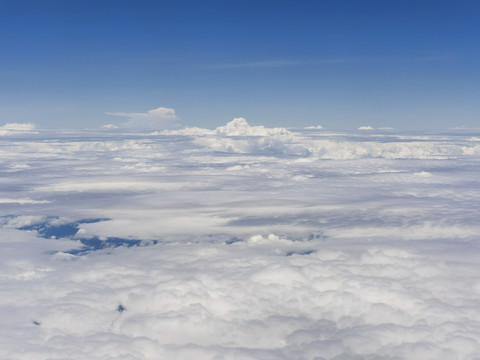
[[1, 0, 479, 130]]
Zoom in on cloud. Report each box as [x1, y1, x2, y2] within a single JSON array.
[[0, 122, 37, 135], [2, 122, 480, 359], [358, 125, 374, 130], [212, 59, 347, 69], [184, 118, 459, 159], [0, 122, 36, 131], [215, 117, 291, 137], [100, 123, 118, 129], [213, 59, 309, 69], [411, 54, 453, 62], [0, 198, 50, 204], [105, 106, 180, 129]]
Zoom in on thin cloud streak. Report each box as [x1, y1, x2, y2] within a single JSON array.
[[211, 59, 348, 69], [209, 54, 453, 69]]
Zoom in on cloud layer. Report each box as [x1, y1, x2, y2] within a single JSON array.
[[1, 119, 480, 359]]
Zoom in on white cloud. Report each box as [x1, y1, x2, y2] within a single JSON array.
[[0, 122, 37, 135], [0, 198, 50, 205], [180, 118, 459, 159], [1, 122, 36, 130], [215, 117, 291, 136], [463, 144, 480, 155], [358, 125, 374, 130], [304, 125, 323, 130], [100, 123, 118, 129], [106, 106, 180, 129]]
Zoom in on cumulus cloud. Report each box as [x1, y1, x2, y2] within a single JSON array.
[[192, 117, 306, 155], [215, 117, 291, 136], [105, 106, 180, 129], [173, 118, 460, 159]]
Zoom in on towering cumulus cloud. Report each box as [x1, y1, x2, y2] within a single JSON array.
[[105, 106, 180, 129], [1, 119, 480, 359]]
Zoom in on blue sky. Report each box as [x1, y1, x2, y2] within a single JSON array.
[[1, 0, 479, 129]]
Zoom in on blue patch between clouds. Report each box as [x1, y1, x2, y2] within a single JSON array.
[[13, 216, 146, 254]]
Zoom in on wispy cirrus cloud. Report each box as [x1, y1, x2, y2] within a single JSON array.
[[407, 54, 454, 62], [211, 58, 346, 69]]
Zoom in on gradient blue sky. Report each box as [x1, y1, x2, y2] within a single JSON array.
[[1, 0, 479, 129]]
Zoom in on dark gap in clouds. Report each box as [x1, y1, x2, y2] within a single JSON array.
[[307, 233, 328, 240], [67, 237, 146, 255], [18, 216, 109, 239], [225, 237, 242, 245], [10, 216, 148, 255], [286, 250, 315, 256]]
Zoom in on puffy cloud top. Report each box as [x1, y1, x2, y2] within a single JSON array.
[[215, 117, 291, 136]]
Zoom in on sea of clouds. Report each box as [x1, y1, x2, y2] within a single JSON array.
[[1, 118, 480, 359]]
